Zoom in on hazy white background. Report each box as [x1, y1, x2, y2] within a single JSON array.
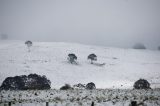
[[0, 0, 160, 49]]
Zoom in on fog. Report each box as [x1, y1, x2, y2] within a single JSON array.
[[0, 0, 160, 49]]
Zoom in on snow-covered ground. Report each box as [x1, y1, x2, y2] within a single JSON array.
[[0, 40, 160, 106], [0, 40, 160, 89], [1, 89, 160, 106]]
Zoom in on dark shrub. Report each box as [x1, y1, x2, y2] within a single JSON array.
[[130, 101, 137, 106], [73, 83, 86, 89], [158, 46, 160, 50], [0, 76, 25, 90], [133, 79, 151, 89], [133, 43, 146, 49], [24, 74, 51, 90], [60, 84, 73, 90], [0, 74, 51, 90], [88, 54, 97, 64], [86, 82, 96, 90], [67, 53, 77, 64]]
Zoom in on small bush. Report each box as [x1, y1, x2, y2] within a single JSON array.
[[158, 46, 160, 50], [86, 82, 96, 90], [133, 43, 146, 49], [133, 79, 151, 89], [0, 74, 51, 90], [60, 84, 73, 90], [73, 83, 86, 89]]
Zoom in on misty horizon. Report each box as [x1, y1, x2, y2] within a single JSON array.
[[0, 0, 160, 49]]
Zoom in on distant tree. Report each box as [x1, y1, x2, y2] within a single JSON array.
[[25, 40, 32, 52], [0, 34, 8, 40], [158, 46, 160, 50], [67, 53, 77, 64], [86, 82, 96, 90], [60, 84, 73, 90], [133, 79, 151, 89], [88, 54, 97, 64], [133, 43, 146, 49]]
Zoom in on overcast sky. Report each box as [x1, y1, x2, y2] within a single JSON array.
[[0, 0, 160, 49]]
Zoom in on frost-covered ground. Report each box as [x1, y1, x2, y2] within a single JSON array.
[[0, 40, 160, 89], [0, 40, 160, 106], [1, 89, 160, 106]]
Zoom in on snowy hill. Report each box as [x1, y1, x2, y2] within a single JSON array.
[[0, 40, 160, 89]]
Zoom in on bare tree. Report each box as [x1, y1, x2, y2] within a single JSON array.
[[25, 41, 32, 52]]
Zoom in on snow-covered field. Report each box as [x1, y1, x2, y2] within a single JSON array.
[[1, 89, 160, 106], [0, 40, 160, 106], [0, 40, 160, 89]]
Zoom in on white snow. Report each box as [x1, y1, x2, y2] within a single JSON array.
[[0, 40, 160, 106], [0, 89, 160, 106], [0, 40, 160, 89]]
